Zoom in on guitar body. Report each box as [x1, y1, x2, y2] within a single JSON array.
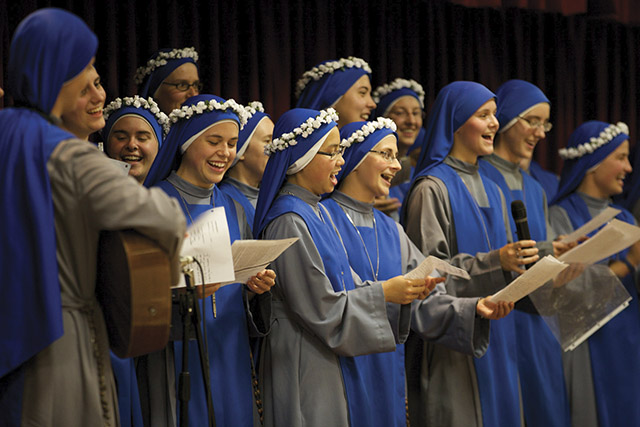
[[96, 230, 172, 358]]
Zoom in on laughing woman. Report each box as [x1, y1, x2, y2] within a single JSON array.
[[253, 108, 433, 427], [145, 94, 275, 427], [321, 118, 513, 426], [403, 81, 538, 427]]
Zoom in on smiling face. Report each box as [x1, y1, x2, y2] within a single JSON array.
[[229, 117, 274, 187], [288, 127, 344, 195], [496, 103, 550, 163], [579, 140, 632, 199], [385, 96, 423, 154], [106, 116, 159, 183], [52, 59, 106, 140], [176, 121, 238, 188], [339, 135, 401, 203], [450, 99, 499, 164], [333, 74, 377, 127], [153, 62, 200, 114]]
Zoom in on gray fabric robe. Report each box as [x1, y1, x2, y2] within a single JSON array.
[[259, 183, 410, 427], [222, 176, 260, 208], [20, 139, 185, 427]]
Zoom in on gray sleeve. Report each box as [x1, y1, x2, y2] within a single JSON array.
[[548, 205, 574, 236], [264, 212, 397, 356], [404, 177, 508, 297], [54, 139, 186, 284]]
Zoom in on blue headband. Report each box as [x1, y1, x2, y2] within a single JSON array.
[[495, 79, 550, 132], [414, 81, 496, 176], [296, 58, 371, 110], [232, 103, 270, 167], [8, 8, 98, 113], [137, 48, 199, 98], [253, 108, 338, 236], [144, 94, 243, 187], [337, 119, 398, 183], [102, 97, 168, 148], [553, 120, 629, 203]]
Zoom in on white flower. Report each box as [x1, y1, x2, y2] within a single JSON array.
[[265, 108, 339, 155], [294, 57, 372, 98], [340, 117, 397, 148], [166, 97, 249, 130], [558, 122, 629, 160], [103, 96, 171, 136], [134, 47, 199, 85], [372, 78, 426, 107]]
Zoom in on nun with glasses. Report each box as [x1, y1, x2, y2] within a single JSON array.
[[219, 101, 274, 232], [145, 94, 275, 427], [0, 9, 185, 426], [549, 121, 640, 427], [320, 118, 513, 426], [253, 108, 433, 427], [402, 81, 537, 427], [295, 56, 377, 128], [135, 47, 202, 115]]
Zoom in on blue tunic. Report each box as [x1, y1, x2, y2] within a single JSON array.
[[528, 160, 559, 202], [219, 177, 258, 233], [555, 193, 640, 427], [157, 177, 255, 427], [480, 157, 571, 427]]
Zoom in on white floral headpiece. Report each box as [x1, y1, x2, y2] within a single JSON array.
[[340, 118, 398, 148], [168, 98, 250, 129], [244, 101, 265, 120], [134, 47, 199, 85], [372, 78, 425, 106], [103, 96, 171, 135], [294, 57, 372, 98], [265, 108, 339, 155], [558, 122, 629, 160]]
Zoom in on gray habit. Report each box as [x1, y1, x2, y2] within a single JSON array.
[[20, 139, 185, 427]]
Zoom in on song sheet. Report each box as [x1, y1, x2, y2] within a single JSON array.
[[558, 219, 640, 264], [404, 255, 471, 280], [221, 238, 299, 285], [491, 255, 568, 303], [559, 207, 620, 243], [174, 207, 234, 288]]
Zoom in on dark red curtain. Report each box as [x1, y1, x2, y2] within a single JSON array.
[[2, 0, 640, 174]]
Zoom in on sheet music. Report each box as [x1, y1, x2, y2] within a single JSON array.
[[404, 255, 471, 280], [221, 238, 299, 285], [174, 207, 235, 288], [559, 207, 620, 243], [558, 219, 640, 264], [491, 255, 568, 303]]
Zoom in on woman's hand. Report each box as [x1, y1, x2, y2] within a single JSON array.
[[417, 276, 446, 299], [382, 276, 428, 304], [246, 269, 276, 294], [476, 297, 514, 319], [500, 240, 539, 274]]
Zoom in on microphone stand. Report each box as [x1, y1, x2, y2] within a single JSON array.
[[176, 265, 216, 427]]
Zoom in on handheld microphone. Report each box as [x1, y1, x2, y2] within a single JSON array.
[[511, 200, 532, 270]]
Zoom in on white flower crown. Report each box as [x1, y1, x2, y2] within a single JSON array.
[[294, 57, 372, 98], [340, 118, 398, 148], [264, 108, 339, 155], [558, 122, 629, 160], [168, 98, 250, 129], [372, 78, 425, 106], [134, 47, 199, 85], [103, 96, 171, 136], [244, 101, 265, 121]]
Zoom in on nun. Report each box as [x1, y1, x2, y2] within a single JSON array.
[[402, 81, 538, 427], [219, 101, 274, 231], [321, 118, 513, 426], [145, 94, 274, 427], [135, 47, 201, 114], [295, 56, 376, 127], [0, 8, 185, 426], [549, 120, 640, 427], [253, 108, 432, 427]]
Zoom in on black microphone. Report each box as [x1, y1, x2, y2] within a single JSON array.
[[511, 200, 531, 242]]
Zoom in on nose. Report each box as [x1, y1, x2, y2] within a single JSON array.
[[390, 157, 402, 170], [92, 84, 106, 104], [625, 158, 632, 174], [406, 112, 418, 126], [489, 114, 499, 130], [366, 94, 377, 110], [186, 84, 199, 98], [336, 152, 346, 167], [125, 136, 138, 150], [534, 125, 546, 139]]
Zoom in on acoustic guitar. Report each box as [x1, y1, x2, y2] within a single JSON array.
[[96, 230, 172, 358]]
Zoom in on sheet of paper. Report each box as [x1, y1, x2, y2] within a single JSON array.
[[491, 255, 568, 303], [558, 219, 640, 264], [559, 207, 620, 243], [221, 238, 299, 285], [174, 207, 234, 288], [404, 255, 471, 280]]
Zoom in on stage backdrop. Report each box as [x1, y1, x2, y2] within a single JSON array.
[[2, 0, 639, 174]]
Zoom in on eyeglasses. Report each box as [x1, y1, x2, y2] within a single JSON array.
[[316, 147, 345, 160], [517, 115, 553, 132], [161, 81, 203, 92], [369, 149, 400, 162]]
